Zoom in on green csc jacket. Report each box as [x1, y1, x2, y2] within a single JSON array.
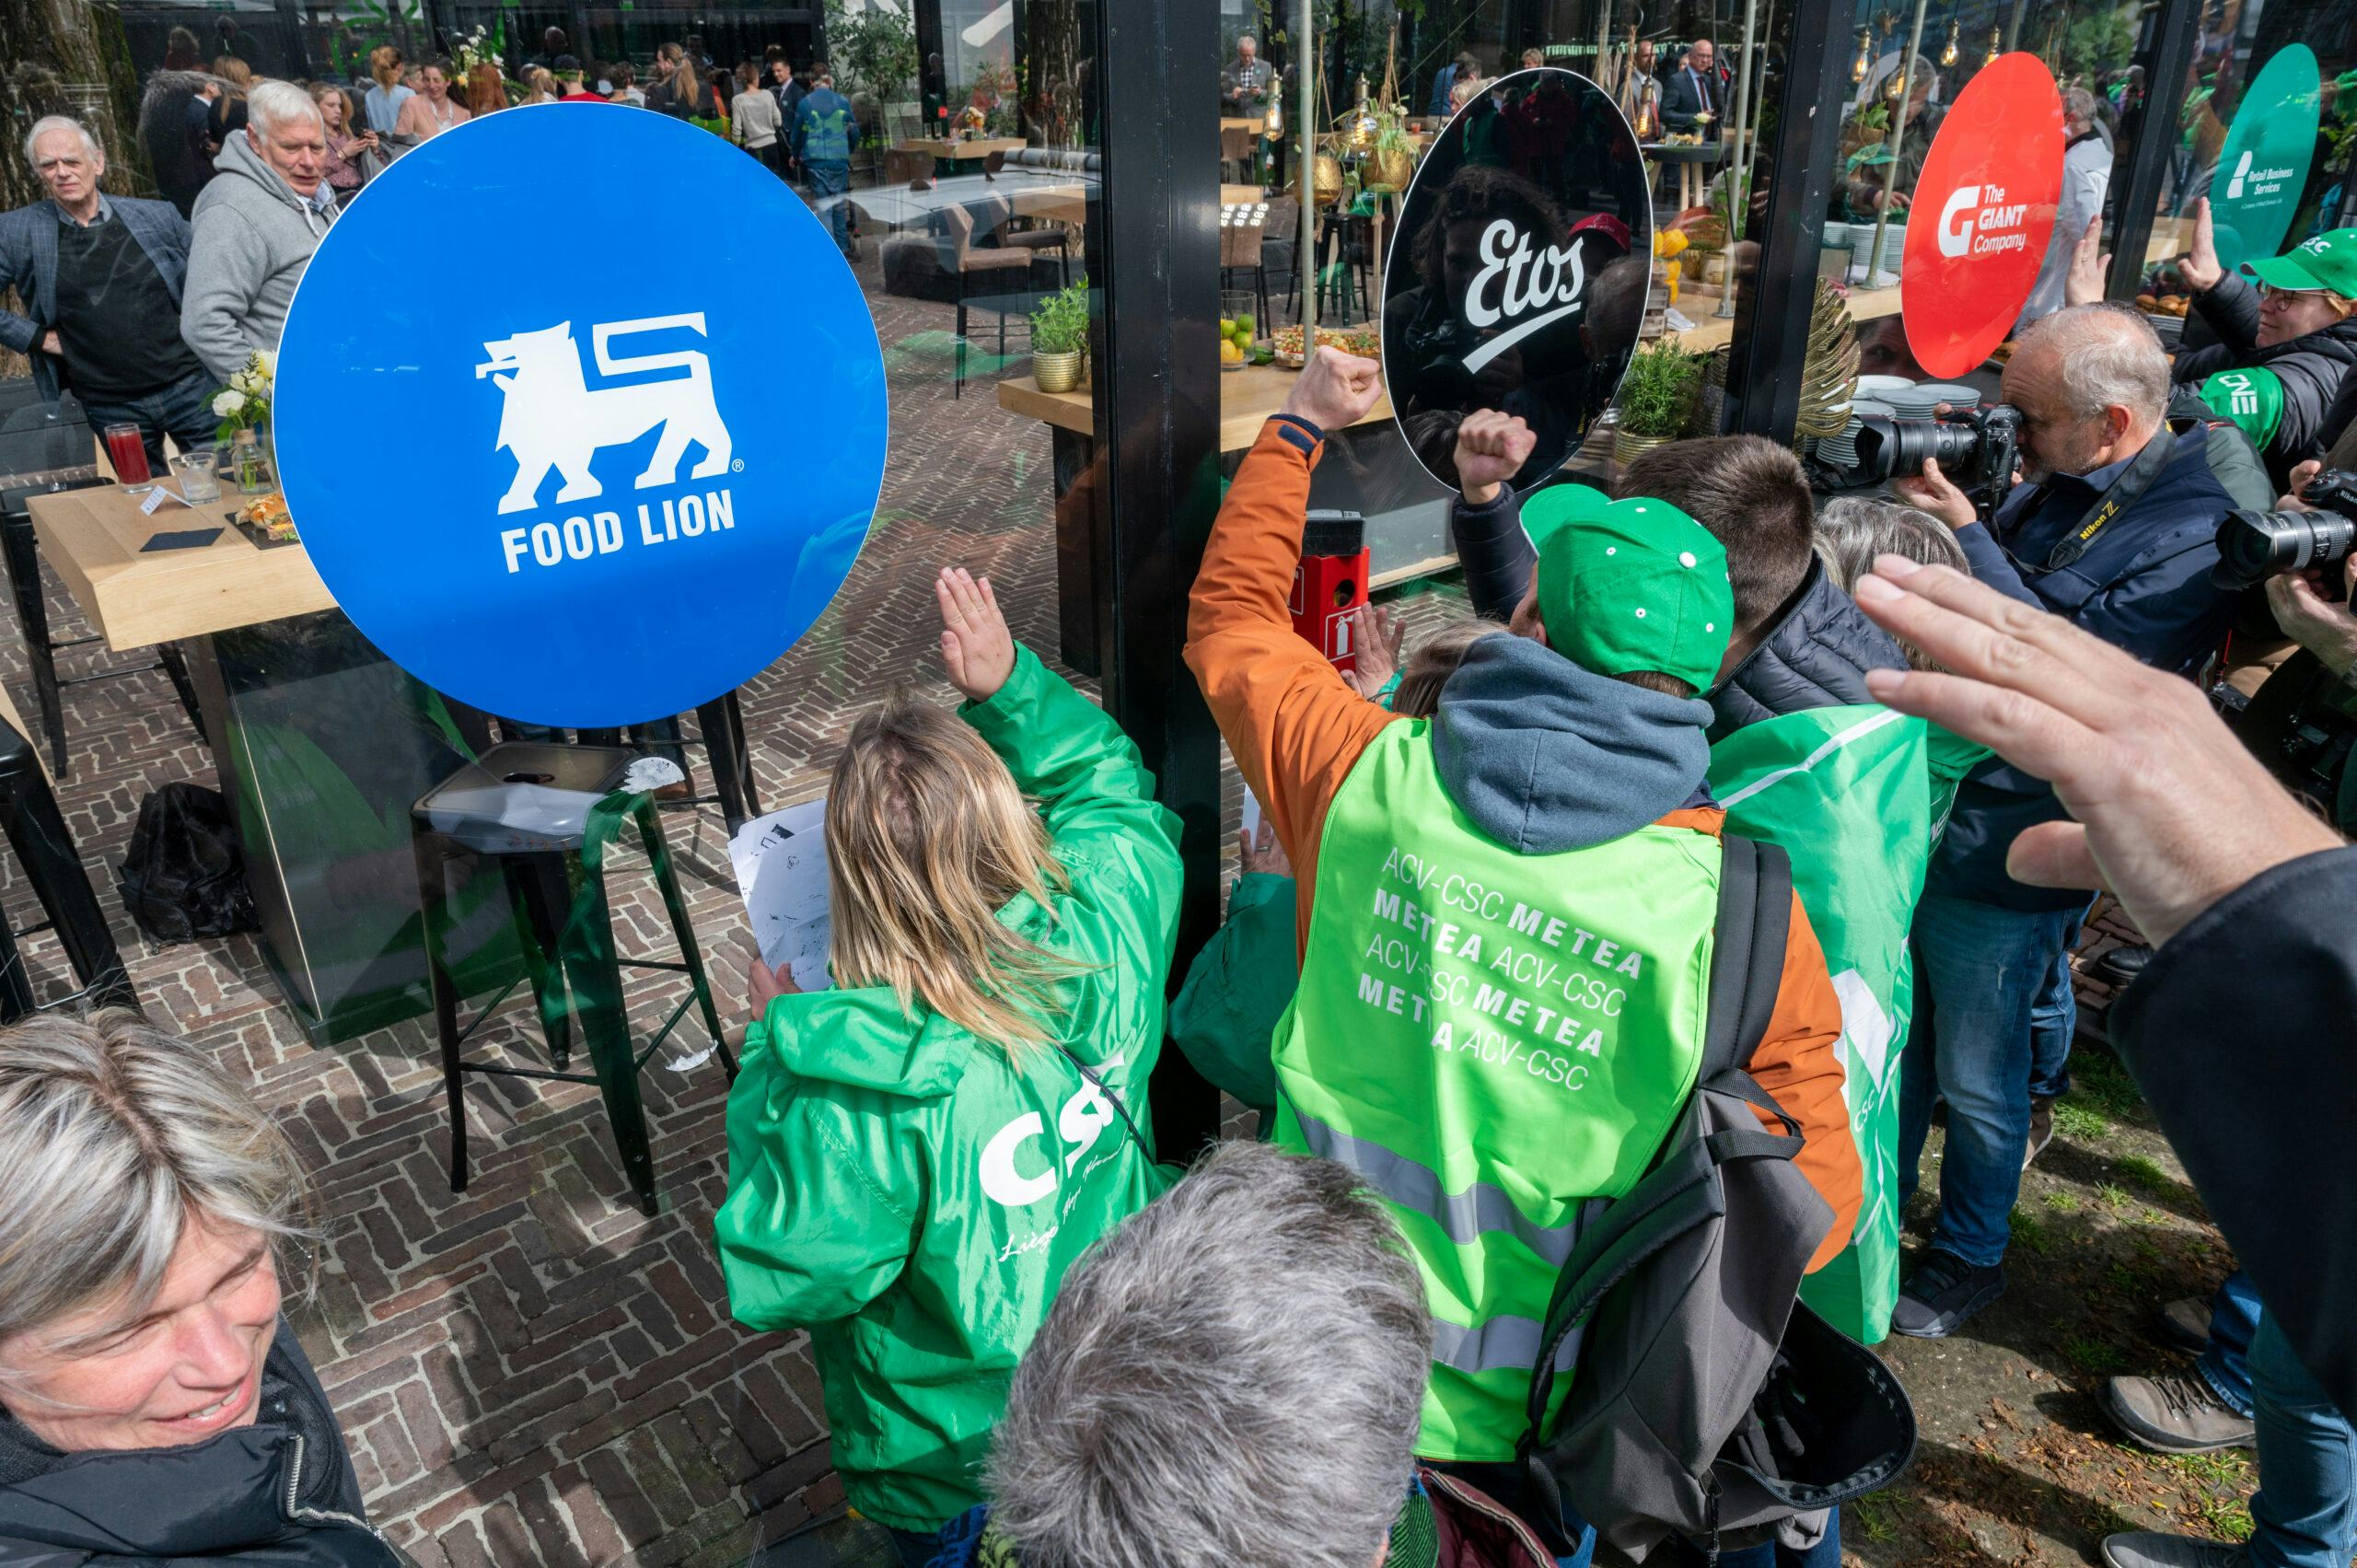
[[714, 646, 1184, 1531]]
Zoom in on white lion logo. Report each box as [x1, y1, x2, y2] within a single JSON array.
[[477, 314, 734, 516]]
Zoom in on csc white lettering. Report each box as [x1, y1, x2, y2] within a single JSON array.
[[979, 1053, 1128, 1207]]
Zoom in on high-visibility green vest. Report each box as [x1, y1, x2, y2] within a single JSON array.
[[1272, 721, 1723, 1461], [1709, 705, 1931, 1345]]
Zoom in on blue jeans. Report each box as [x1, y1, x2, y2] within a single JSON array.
[[2247, 1311, 2357, 1568], [806, 159, 853, 252], [2026, 918, 2080, 1100], [2197, 1270, 2262, 1418], [1899, 891, 2083, 1268], [80, 366, 218, 473]]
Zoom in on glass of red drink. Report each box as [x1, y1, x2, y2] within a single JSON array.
[[102, 424, 155, 493]]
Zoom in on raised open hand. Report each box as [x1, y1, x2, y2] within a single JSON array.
[[937, 566, 1016, 703], [2177, 196, 2223, 294]]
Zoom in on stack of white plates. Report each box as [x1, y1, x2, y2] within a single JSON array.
[[2147, 312, 2187, 345], [1915, 382, 1981, 412], [1854, 374, 1915, 401], [1880, 384, 1948, 419], [1823, 222, 1852, 248]]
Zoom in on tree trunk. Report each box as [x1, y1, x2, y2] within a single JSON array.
[[1024, 0, 1079, 148]]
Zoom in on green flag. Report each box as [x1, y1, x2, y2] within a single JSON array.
[[1709, 704, 1932, 1343]]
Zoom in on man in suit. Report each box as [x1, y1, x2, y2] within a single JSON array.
[[0, 118, 215, 470], [1660, 37, 1726, 138]]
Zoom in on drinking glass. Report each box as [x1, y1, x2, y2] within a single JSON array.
[[173, 447, 222, 504], [102, 424, 154, 492]]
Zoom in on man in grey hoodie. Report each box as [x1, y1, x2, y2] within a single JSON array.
[[181, 79, 337, 384]]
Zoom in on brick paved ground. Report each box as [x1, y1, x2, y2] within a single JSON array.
[[0, 245, 1125, 1565], [0, 224, 2234, 1566]]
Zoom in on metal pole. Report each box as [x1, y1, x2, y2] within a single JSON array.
[[1715, 0, 1762, 317], [1087, 0, 1224, 1157], [1596, 0, 1614, 88], [2103, 0, 2203, 299], [1864, 0, 1933, 290], [1299, 0, 1316, 329], [1724, 0, 1847, 439]]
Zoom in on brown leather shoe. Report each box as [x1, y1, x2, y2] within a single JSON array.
[[2103, 1372, 2255, 1453]]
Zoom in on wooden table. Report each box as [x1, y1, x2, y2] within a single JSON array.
[[999, 361, 1392, 455], [1668, 277, 1901, 354], [28, 483, 520, 1045], [28, 484, 331, 651], [892, 136, 1028, 161], [1221, 182, 1269, 205]]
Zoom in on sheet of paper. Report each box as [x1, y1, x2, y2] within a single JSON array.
[[728, 796, 833, 993]]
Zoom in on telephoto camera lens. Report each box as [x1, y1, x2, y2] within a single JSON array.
[[1852, 418, 1987, 485], [2212, 506, 2357, 593]]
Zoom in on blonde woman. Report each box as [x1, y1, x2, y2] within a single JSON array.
[[363, 44, 411, 133], [716, 567, 1182, 1568], [517, 65, 558, 106], [0, 1014, 401, 1562], [395, 57, 470, 139], [313, 81, 375, 197]]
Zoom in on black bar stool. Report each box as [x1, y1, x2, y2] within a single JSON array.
[[512, 690, 765, 836], [0, 691, 134, 1020], [411, 741, 735, 1217]]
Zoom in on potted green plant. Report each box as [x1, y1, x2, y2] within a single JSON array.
[[1610, 338, 1702, 474], [1029, 276, 1090, 392]]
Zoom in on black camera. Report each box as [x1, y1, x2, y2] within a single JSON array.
[[2211, 469, 2357, 597], [1840, 404, 2025, 517]]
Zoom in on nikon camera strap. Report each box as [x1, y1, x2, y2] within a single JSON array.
[[2030, 423, 2179, 575]]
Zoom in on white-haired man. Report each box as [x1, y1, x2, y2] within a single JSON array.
[[1890, 303, 2239, 1340], [0, 118, 215, 470], [181, 79, 336, 384]]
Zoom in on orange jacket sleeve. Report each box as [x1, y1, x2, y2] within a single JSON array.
[[1744, 891, 1862, 1272], [1184, 420, 1402, 947]]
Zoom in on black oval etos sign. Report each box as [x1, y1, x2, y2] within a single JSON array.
[[1381, 67, 1654, 494]]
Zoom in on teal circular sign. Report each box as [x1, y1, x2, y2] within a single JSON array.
[[275, 106, 887, 728], [2209, 45, 2322, 271]]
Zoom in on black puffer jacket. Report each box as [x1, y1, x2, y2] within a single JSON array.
[[1447, 490, 1907, 734], [0, 1319, 406, 1566], [2172, 273, 2357, 492], [1703, 557, 1909, 739]]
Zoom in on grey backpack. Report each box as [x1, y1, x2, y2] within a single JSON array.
[[1515, 835, 1916, 1562]]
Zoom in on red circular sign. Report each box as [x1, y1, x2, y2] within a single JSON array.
[[1899, 52, 2064, 378]]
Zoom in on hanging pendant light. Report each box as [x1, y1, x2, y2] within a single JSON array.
[[1852, 27, 1874, 82], [1984, 24, 2002, 65], [1940, 16, 1961, 67]]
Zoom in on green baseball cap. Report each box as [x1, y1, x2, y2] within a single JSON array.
[[2242, 228, 2357, 298], [1520, 483, 1734, 692]]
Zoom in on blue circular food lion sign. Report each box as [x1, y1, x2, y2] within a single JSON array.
[[275, 106, 886, 728]]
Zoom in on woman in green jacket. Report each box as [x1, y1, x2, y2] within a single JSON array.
[[715, 568, 1183, 1566]]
